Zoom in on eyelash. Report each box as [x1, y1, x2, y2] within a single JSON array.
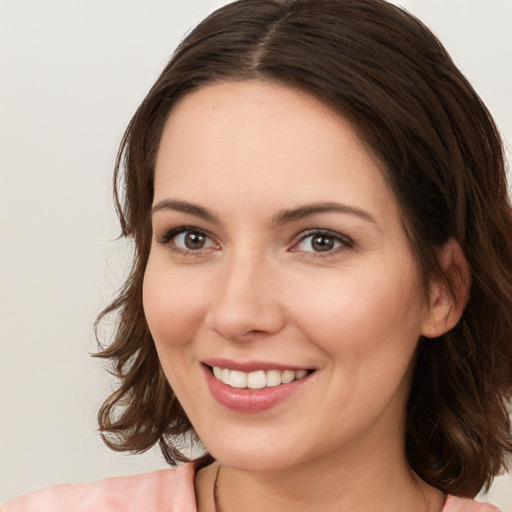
[[156, 226, 354, 257]]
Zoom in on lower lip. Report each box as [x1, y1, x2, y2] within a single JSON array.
[[202, 365, 313, 413]]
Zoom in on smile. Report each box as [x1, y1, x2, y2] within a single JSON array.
[[203, 363, 316, 412], [211, 366, 309, 389]]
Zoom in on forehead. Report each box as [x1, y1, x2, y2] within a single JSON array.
[[154, 80, 396, 224]]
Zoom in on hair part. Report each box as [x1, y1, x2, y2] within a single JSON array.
[[95, 0, 512, 496]]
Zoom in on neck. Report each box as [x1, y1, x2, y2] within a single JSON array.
[[206, 438, 445, 512]]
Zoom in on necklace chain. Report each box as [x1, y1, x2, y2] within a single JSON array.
[[213, 464, 221, 512]]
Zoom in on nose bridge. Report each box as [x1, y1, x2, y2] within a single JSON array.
[[206, 245, 283, 341]]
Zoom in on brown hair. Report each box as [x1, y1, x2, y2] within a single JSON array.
[[95, 0, 512, 497]]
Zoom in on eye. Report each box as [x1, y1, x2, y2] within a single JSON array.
[[292, 230, 352, 254], [157, 226, 217, 252], [175, 230, 214, 250]]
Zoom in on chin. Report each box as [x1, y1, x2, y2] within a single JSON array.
[[213, 450, 301, 474], [200, 430, 305, 473]]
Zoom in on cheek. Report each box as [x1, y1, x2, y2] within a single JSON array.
[[287, 263, 425, 363], [142, 257, 208, 348]]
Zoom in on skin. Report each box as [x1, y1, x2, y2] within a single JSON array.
[[143, 81, 463, 512]]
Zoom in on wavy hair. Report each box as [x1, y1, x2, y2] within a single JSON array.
[[95, 0, 512, 496]]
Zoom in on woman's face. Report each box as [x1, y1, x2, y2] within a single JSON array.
[[143, 81, 433, 472]]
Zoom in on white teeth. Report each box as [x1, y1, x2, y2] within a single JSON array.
[[229, 370, 247, 388], [266, 369, 282, 387], [281, 370, 296, 384], [211, 366, 310, 389], [296, 369, 308, 379], [247, 370, 266, 389]]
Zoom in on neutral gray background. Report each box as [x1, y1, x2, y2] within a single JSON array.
[[1, 0, 511, 508]]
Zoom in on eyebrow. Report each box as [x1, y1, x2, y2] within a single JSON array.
[[272, 201, 380, 227], [150, 199, 379, 227], [150, 199, 219, 223]]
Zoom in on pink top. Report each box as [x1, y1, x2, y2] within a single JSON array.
[[1, 463, 501, 512]]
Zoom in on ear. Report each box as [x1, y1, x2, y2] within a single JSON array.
[[421, 238, 471, 339]]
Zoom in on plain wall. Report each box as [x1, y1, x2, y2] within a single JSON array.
[[1, 0, 511, 507]]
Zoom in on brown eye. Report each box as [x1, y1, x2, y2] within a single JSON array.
[[184, 231, 207, 249], [293, 230, 352, 254], [165, 229, 216, 252], [311, 235, 335, 252]]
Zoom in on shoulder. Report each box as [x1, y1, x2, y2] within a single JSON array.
[[1, 463, 197, 512], [443, 495, 502, 512]]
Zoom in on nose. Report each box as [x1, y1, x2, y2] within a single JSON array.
[[205, 250, 286, 342]]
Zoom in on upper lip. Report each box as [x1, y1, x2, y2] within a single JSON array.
[[202, 358, 312, 373]]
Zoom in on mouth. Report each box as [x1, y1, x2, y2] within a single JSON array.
[[208, 365, 313, 389], [201, 358, 317, 412]]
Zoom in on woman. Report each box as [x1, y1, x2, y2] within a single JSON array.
[[4, 0, 511, 510]]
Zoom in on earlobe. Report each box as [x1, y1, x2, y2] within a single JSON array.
[[421, 238, 471, 339]]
